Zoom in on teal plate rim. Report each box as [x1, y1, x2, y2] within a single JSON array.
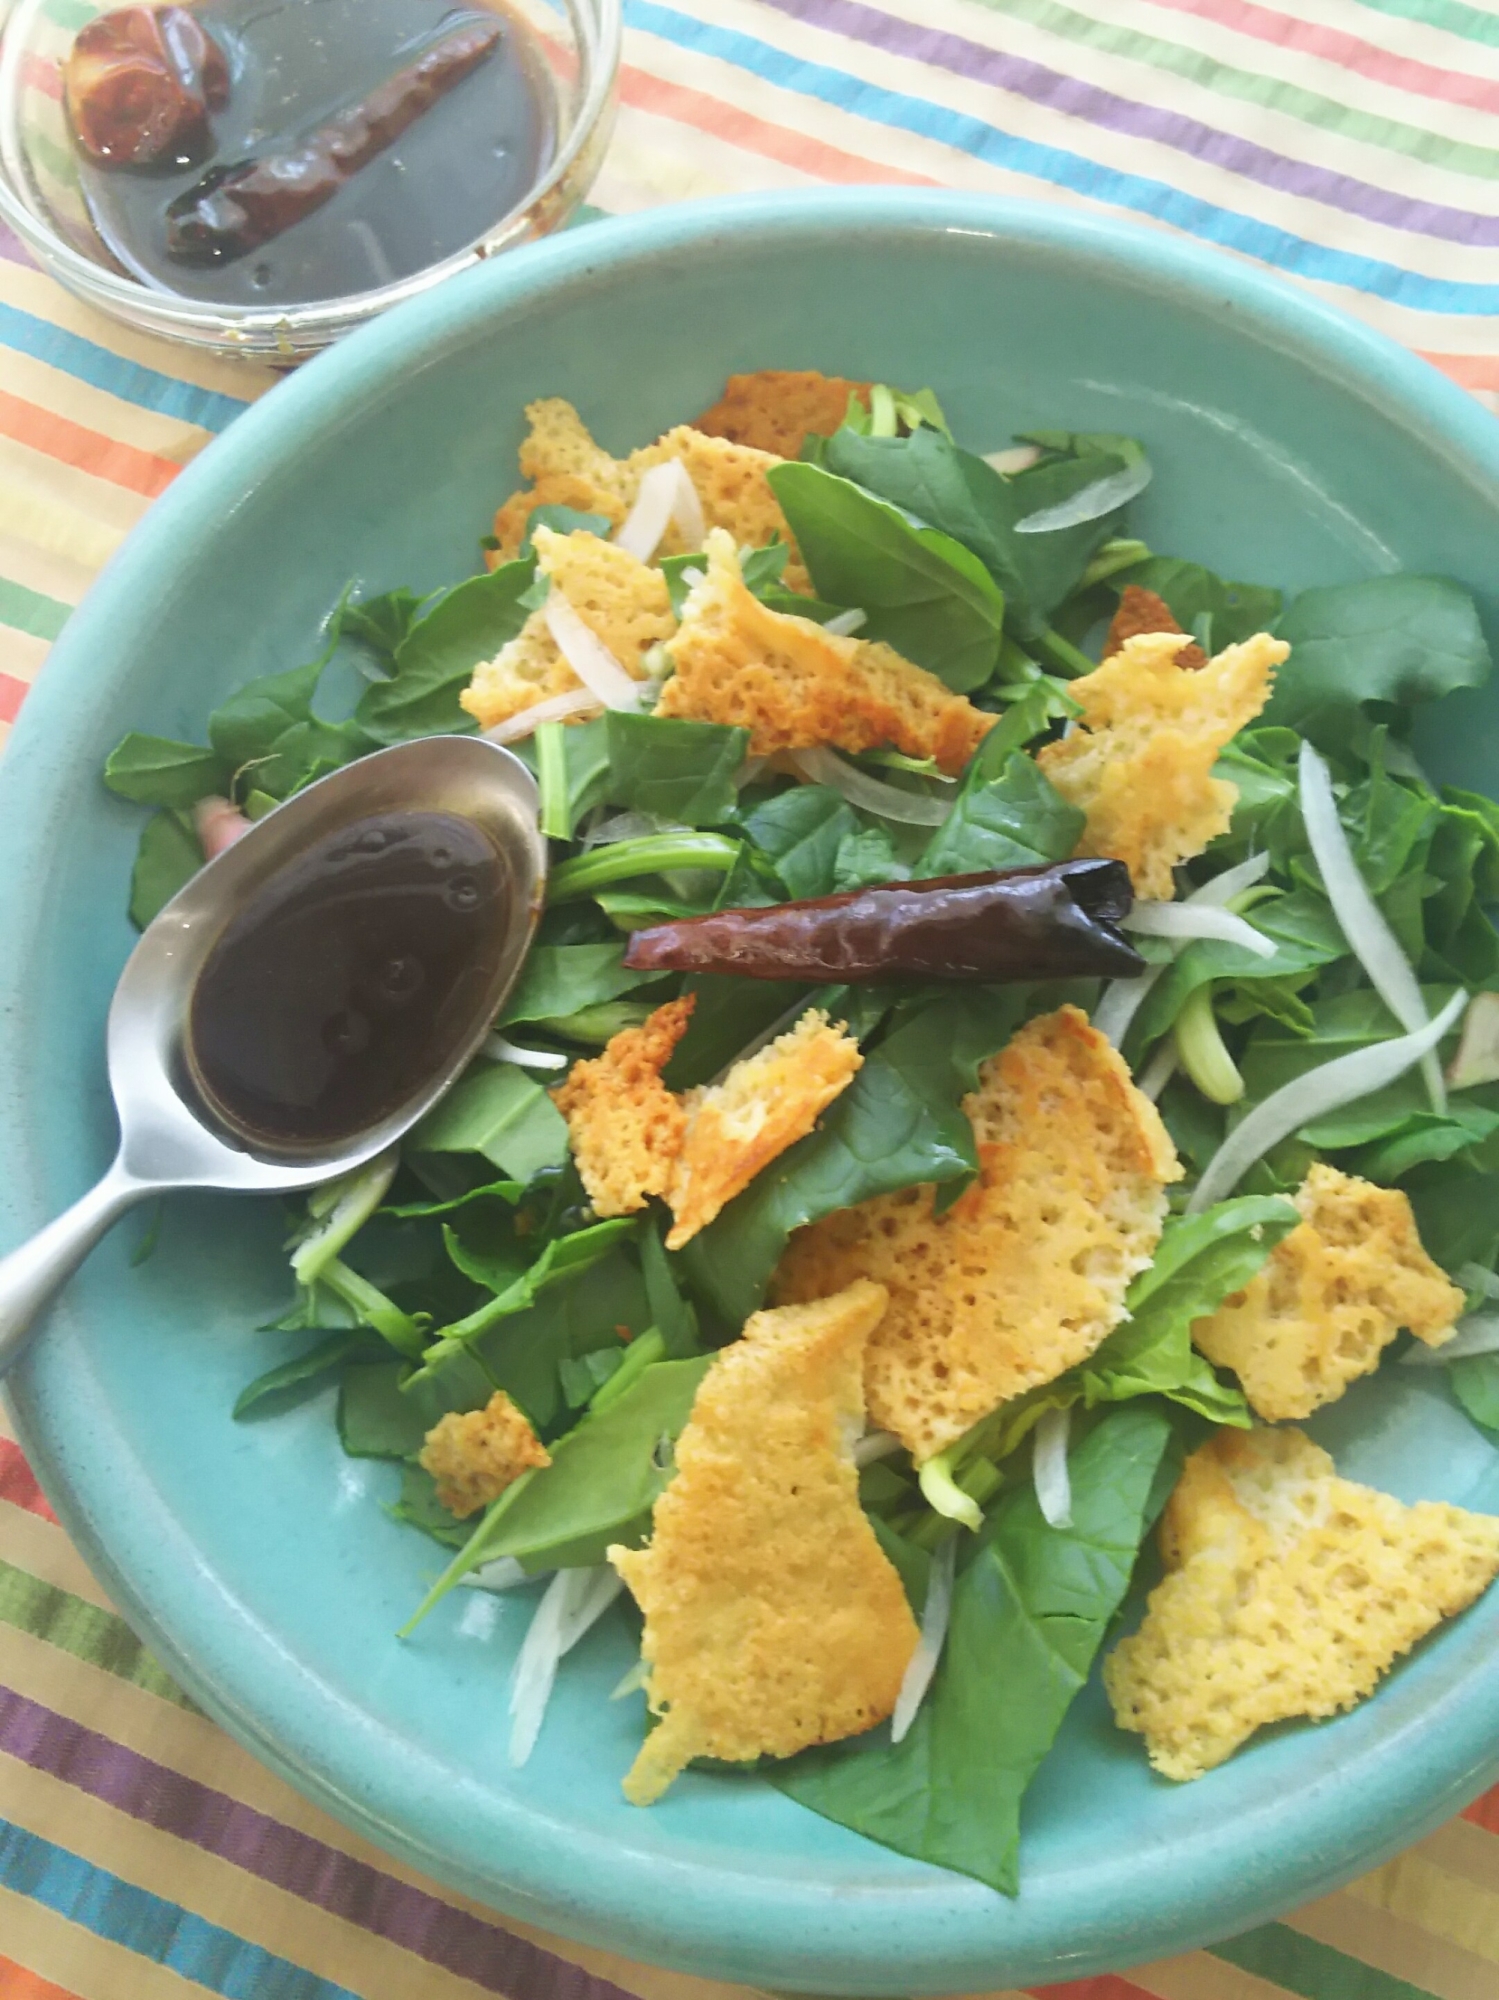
[[4, 189, 1499, 1994]]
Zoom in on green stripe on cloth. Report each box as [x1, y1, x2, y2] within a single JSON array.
[[0, 1560, 193, 1711], [974, 0, 1499, 180], [0, 581, 69, 644], [1212, 1924, 1435, 2000], [1353, 0, 1499, 49]]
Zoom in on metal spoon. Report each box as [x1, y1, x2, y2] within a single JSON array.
[[0, 734, 546, 1374]]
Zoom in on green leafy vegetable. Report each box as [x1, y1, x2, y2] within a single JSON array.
[[1133, 889, 1347, 1047], [338, 587, 430, 665], [548, 832, 744, 904], [411, 1063, 570, 1180], [338, 1359, 431, 1458], [520, 505, 612, 554], [833, 824, 907, 890], [500, 943, 661, 1029], [233, 1330, 380, 1419], [1450, 1354, 1499, 1433], [1111, 557, 1281, 652], [605, 713, 749, 826], [915, 747, 1083, 879], [103, 735, 230, 809], [128, 809, 201, 928], [641, 1219, 701, 1359], [355, 559, 538, 743], [742, 785, 858, 898]]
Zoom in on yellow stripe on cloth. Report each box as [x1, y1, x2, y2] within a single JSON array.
[[0, 1883, 217, 2000], [0, 347, 215, 469], [1342, 1844, 1499, 1967], [1124, 1951, 1305, 2000], [1287, 1884, 1498, 2000]]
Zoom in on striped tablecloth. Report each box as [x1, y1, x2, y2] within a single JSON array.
[[4, 2, 1499, 1995]]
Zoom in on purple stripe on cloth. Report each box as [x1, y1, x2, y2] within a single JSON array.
[[0, 215, 34, 265], [0, 1683, 638, 2000], [757, 0, 1499, 247]]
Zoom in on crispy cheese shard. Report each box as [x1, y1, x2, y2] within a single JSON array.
[[1103, 1426, 1499, 1780], [1035, 630, 1282, 898], [694, 370, 870, 458], [419, 1391, 551, 1519], [666, 1010, 863, 1250], [775, 1006, 1182, 1462], [461, 526, 674, 732], [1192, 1164, 1461, 1422], [656, 530, 995, 776], [1103, 583, 1206, 669], [551, 997, 695, 1217], [490, 398, 807, 586], [609, 1280, 918, 1803]]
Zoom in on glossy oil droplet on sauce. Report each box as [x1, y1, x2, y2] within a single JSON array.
[[188, 809, 508, 1149]]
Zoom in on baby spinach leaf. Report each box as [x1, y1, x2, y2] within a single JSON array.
[[411, 1063, 569, 1180], [642, 1219, 701, 1359], [1079, 1198, 1297, 1423], [1408, 1161, 1499, 1277], [1133, 889, 1346, 1047], [520, 505, 611, 555], [679, 992, 1021, 1326], [663, 975, 813, 1091], [1349, 1105, 1499, 1183], [833, 824, 907, 890], [233, 1329, 381, 1420], [1239, 987, 1464, 1150], [104, 735, 229, 809], [605, 713, 749, 826], [773, 1402, 1178, 1895], [338, 1359, 431, 1458], [390, 1464, 471, 1547], [915, 748, 1083, 879], [250, 716, 376, 799], [337, 587, 430, 666], [208, 655, 325, 771], [742, 784, 858, 898], [1450, 1353, 1499, 1433], [1264, 576, 1490, 745], [128, 809, 202, 929], [356, 558, 538, 743], [767, 461, 1005, 692], [1111, 557, 1281, 652], [500, 942, 660, 1028], [473, 1249, 653, 1434]]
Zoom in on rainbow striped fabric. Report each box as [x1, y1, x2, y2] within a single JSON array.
[[4, 1, 1499, 1994]]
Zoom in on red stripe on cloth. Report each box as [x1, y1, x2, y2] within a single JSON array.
[[20, 54, 61, 101], [0, 674, 29, 726], [0, 1953, 84, 2000], [1027, 1978, 1161, 1999], [617, 62, 940, 185], [1417, 350, 1499, 390], [0, 1441, 57, 1525], [1462, 1784, 1499, 1834], [1151, 0, 1499, 115], [0, 391, 180, 498]]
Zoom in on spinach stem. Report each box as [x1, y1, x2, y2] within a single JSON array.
[[588, 1326, 665, 1415], [918, 1450, 983, 1531], [1174, 984, 1245, 1106], [869, 384, 899, 437], [1080, 537, 1150, 589], [293, 1149, 398, 1288], [548, 833, 742, 903], [1034, 626, 1098, 680], [319, 1257, 426, 1359], [535, 722, 572, 841], [397, 1469, 541, 1634]]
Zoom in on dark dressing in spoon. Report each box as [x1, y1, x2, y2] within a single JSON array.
[[188, 809, 509, 1149], [72, 0, 555, 308]]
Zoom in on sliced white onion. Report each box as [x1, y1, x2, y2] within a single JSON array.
[[984, 444, 1042, 476], [613, 459, 705, 562], [1189, 851, 1272, 907], [1136, 1041, 1179, 1102], [1401, 1311, 1499, 1366], [1124, 903, 1277, 959], [1094, 854, 1272, 1049], [1032, 1405, 1074, 1529], [581, 810, 687, 850], [482, 1034, 568, 1071], [544, 592, 643, 711], [735, 755, 768, 790], [1448, 990, 1499, 1090], [484, 686, 600, 744], [463, 1556, 534, 1592], [679, 565, 707, 592], [1299, 741, 1443, 1113], [610, 1657, 650, 1700], [822, 608, 867, 638], [854, 1429, 902, 1468], [891, 1534, 956, 1744], [509, 1564, 625, 1767], [1186, 990, 1468, 1216], [789, 746, 949, 825], [1014, 456, 1153, 534]]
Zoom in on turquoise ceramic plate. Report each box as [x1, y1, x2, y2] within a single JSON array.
[[4, 192, 1499, 1995]]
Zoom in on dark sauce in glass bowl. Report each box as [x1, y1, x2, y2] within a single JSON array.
[[187, 809, 509, 1150], [72, 0, 555, 308]]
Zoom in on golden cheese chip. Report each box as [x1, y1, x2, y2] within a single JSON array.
[[665, 1009, 863, 1249], [1193, 1164, 1461, 1421], [1103, 583, 1206, 668], [462, 526, 675, 732], [1104, 1425, 1499, 1780], [775, 1006, 1181, 1462], [610, 1280, 917, 1803], [656, 530, 994, 775], [419, 1391, 551, 1519], [694, 370, 871, 458], [551, 998, 695, 1217], [1036, 629, 1282, 898]]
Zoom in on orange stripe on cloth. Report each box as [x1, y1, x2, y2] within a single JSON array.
[[1417, 352, 1499, 392], [0, 1442, 56, 1527], [0, 392, 180, 499], [1028, 1978, 1161, 1999], [1462, 1785, 1499, 1835], [617, 62, 940, 186], [0, 1950, 84, 2000]]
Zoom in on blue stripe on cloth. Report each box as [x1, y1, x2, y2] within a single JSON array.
[[0, 304, 249, 433], [0, 1819, 364, 2000], [622, 0, 1499, 315]]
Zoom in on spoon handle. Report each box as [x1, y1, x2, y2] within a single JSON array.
[[0, 1155, 147, 1376]]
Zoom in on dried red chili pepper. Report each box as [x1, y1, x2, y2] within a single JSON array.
[[623, 859, 1143, 985], [164, 18, 502, 265], [64, 6, 229, 169]]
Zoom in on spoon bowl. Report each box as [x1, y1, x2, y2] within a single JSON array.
[[0, 733, 545, 1371]]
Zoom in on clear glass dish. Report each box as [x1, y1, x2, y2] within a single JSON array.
[[0, 0, 619, 361]]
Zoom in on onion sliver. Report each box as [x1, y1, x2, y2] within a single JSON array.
[[582, 810, 687, 850], [790, 746, 949, 824], [984, 444, 1042, 476], [822, 608, 867, 638], [483, 1035, 568, 1071], [1032, 1405, 1074, 1528], [613, 460, 704, 562], [464, 1556, 533, 1592], [1299, 741, 1443, 1113], [1124, 903, 1276, 958], [891, 1534, 956, 1744], [1136, 1041, 1178, 1102], [854, 1429, 902, 1468], [485, 686, 600, 743], [1094, 854, 1272, 1048], [1186, 990, 1468, 1215], [1015, 456, 1152, 534], [1188, 851, 1272, 907], [509, 1565, 625, 1767], [1448, 991, 1499, 1090], [1401, 1311, 1499, 1366], [544, 593, 643, 710]]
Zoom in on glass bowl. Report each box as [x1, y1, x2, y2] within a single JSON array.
[[0, 0, 619, 361]]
